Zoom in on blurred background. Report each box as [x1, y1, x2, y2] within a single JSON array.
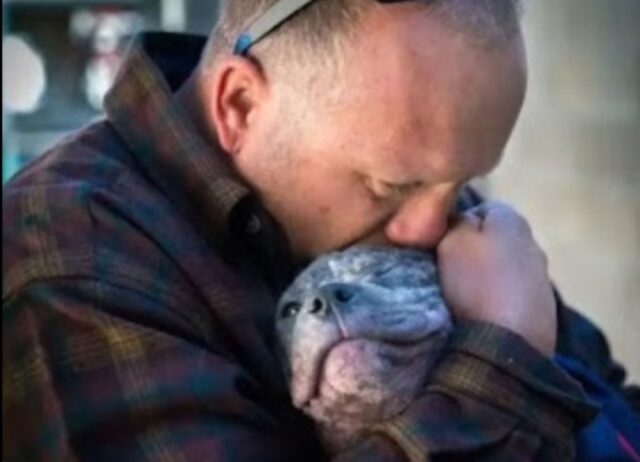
[[2, 0, 219, 179], [2, 1, 639, 380], [493, 0, 640, 382]]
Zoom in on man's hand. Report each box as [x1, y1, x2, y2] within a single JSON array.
[[437, 201, 557, 356]]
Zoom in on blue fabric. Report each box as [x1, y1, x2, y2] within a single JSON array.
[[556, 355, 640, 461]]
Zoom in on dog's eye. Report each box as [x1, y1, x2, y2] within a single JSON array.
[[279, 301, 301, 319], [373, 266, 393, 277]]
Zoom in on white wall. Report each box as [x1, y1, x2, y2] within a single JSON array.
[[490, 0, 640, 381]]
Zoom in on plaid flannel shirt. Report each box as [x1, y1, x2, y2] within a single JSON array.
[[7, 32, 633, 462]]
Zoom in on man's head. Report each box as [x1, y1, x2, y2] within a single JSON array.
[[193, 0, 527, 260]]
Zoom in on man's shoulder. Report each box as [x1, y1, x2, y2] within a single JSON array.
[[6, 120, 134, 191], [2, 120, 205, 302]]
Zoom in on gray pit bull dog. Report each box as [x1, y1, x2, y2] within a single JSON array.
[[275, 246, 453, 452]]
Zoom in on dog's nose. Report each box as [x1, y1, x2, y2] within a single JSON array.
[[304, 283, 361, 318], [309, 296, 329, 316], [304, 283, 362, 319]]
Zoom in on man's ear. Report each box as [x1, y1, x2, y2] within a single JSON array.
[[207, 56, 269, 155]]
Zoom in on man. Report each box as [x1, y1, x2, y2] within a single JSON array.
[[3, 0, 637, 460]]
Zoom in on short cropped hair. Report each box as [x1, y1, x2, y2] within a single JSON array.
[[203, 0, 522, 88]]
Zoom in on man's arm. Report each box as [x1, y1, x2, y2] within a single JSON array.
[[460, 187, 639, 413], [1, 197, 599, 462], [3, 280, 596, 462], [368, 200, 598, 461], [3, 197, 600, 462], [367, 322, 597, 462], [2, 279, 320, 462], [556, 299, 640, 415]]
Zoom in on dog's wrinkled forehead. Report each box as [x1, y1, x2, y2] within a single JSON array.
[[282, 246, 437, 300]]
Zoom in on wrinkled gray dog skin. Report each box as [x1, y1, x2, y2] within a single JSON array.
[[275, 245, 452, 452]]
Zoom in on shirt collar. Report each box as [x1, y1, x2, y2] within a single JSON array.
[[103, 32, 296, 291], [103, 32, 251, 246]]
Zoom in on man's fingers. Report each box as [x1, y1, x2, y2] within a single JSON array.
[[466, 201, 533, 237], [463, 199, 507, 216], [451, 211, 483, 230], [438, 212, 483, 261]]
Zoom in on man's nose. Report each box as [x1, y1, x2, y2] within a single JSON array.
[[385, 184, 458, 248]]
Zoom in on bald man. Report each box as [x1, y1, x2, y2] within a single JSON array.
[[5, 1, 637, 461]]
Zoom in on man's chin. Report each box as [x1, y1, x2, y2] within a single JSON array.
[[291, 240, 345, 265]]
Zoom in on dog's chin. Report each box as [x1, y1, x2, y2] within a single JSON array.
[[303, 333, 448, 424]]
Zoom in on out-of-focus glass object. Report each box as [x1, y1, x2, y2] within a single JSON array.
[[2, 0, 219, 184], [3, 35, 47, 114], [160, 0, 186, 32], [2, 1, 152, 183], [70, 9, 143, 109]]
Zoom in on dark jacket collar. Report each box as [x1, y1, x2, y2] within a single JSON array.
[[103, 32, 296, 292], [103, 32, 251, 246]]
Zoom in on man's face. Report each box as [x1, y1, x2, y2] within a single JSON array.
[[235, 6, 527, 260]]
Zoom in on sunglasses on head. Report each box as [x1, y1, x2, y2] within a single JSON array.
[[234, 0, 416, 55]]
